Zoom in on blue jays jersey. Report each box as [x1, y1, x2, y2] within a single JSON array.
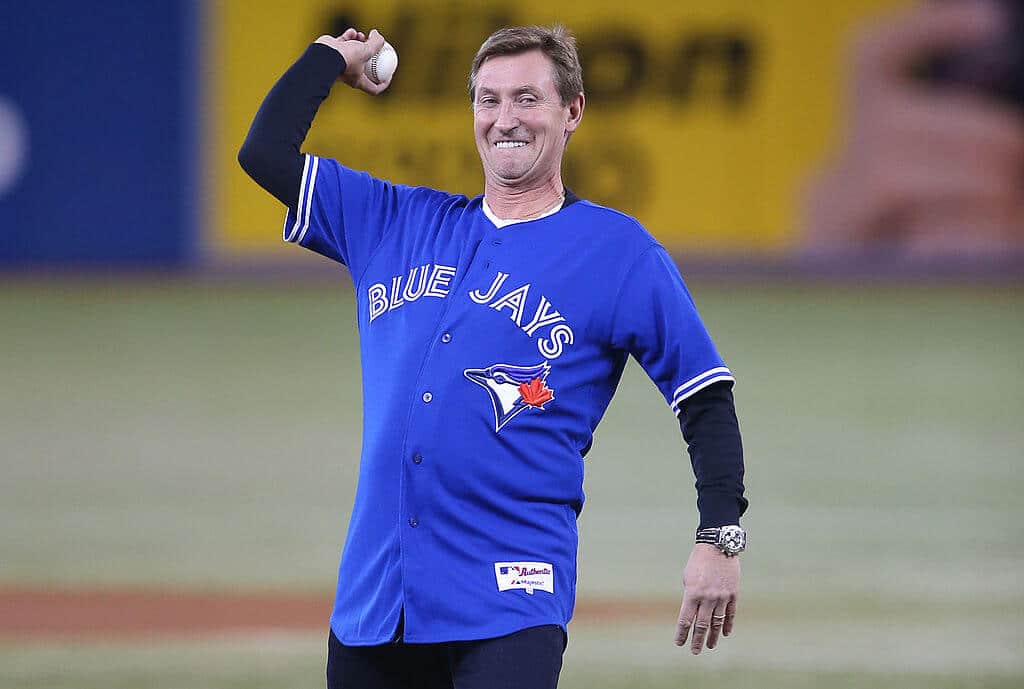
[[284, 154, 735, 645]]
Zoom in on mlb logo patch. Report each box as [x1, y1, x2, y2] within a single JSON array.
[[494, 561, 554, 595]]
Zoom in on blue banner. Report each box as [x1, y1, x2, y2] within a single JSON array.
[[0, 1, 198, 266]]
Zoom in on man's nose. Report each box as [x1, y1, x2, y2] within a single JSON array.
[[495, 100, 519, 130]]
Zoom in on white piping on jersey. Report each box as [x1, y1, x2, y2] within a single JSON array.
[[285, 154, 312, 242], [482, 196, 564, 228], [671, 376, 736, 415], [670, 367, 735, 414], [671, 367, 732, 401], [297, 155, 320, 243]]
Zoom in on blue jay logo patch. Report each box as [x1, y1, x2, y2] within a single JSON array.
[[463, 361, 554, 432]]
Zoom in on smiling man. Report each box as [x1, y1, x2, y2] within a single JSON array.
[[239, 25, 748, 689]]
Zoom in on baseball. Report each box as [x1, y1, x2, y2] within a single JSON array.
[[366, 42, 398, 84]]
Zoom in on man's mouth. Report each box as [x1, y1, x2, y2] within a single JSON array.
[[494, 141, 528, 149]]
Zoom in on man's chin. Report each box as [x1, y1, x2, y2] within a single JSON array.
[[487, 164, 534, 187], [479, 154, 536, 184]]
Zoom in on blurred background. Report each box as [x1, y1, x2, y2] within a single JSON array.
[[1, 1, 1021, 688]]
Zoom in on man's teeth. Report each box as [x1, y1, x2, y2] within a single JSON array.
[[495, 141, 527, 148]]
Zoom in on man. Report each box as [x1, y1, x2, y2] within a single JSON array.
[[239, 25, 747, 689]]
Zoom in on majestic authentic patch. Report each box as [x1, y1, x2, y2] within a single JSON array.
[[463, 361, 554, 432], [494, 562, 555, 595]]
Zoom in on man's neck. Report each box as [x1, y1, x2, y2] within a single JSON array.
[[484, 177, 565, 220]]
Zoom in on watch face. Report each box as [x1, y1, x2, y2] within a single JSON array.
[[718, 526, 746, 554]]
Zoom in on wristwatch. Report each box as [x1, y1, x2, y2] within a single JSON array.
[[695, 525, 746, 557]]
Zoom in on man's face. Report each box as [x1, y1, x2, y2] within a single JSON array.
[[473, 50, 583, 189]]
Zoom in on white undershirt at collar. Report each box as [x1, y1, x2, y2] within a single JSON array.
[[482, 196, 564, 228]]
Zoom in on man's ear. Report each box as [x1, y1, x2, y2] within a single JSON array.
[[565, 92, 585, 135]]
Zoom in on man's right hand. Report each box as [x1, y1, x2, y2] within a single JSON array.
[[315, 28, 392, 95]]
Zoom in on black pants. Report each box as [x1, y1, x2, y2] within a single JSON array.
[[326, 625, 566, 689]]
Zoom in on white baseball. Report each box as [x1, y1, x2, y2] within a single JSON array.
[[366, 42, 398, 84]]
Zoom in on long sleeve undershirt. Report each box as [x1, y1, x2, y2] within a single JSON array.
[[238, 43, 344, 211], [238, 42, 748, 530]]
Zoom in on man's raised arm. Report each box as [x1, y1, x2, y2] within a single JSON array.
[[237, 29, 390, 212]]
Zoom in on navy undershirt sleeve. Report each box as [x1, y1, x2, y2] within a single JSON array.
[[677, 381, 748, 529], [238, 43, 346, 212]]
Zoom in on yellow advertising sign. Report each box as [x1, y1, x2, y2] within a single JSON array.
[[209, 0, 903, 256]]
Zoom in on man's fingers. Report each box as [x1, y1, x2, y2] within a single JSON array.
[[674, 596, 698, 647], [365, 29, 386, 54], [723, 597, 738, 637], [362, 76, 391, 95], [722, 597, 738, 637], [690, 605, 713, 655], [338, 28, 367, 42], [707, 603, 726, 650]]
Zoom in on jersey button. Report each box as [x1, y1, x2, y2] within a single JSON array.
[[412, 454, 423, 465], [408, 517, 419, 528], [441, 332, 452, 344], [422, 392, 433, 403]]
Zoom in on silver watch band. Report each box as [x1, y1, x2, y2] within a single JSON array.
[[695, 527, 721, 545]]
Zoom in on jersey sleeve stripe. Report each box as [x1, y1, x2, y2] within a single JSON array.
[[283, 153, 313, 243], [296, 155, 320, 243], [669, 368, 735, 413], [670, 367, 732, 401]]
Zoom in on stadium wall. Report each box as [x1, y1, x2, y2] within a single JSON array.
[[0, 0, 904, 267]]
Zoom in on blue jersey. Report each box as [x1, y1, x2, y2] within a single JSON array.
[[284, 154, 735, 645]]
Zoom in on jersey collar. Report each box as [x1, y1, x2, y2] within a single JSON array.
[[481, 188, 581, 229]]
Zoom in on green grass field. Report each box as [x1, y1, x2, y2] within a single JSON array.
[[1, 278, 1022, 688]]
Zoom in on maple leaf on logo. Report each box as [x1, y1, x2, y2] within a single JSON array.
[[518, 377, 554, 408]]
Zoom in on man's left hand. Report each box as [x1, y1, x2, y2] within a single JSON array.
[[674, 543, 740, 654]]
